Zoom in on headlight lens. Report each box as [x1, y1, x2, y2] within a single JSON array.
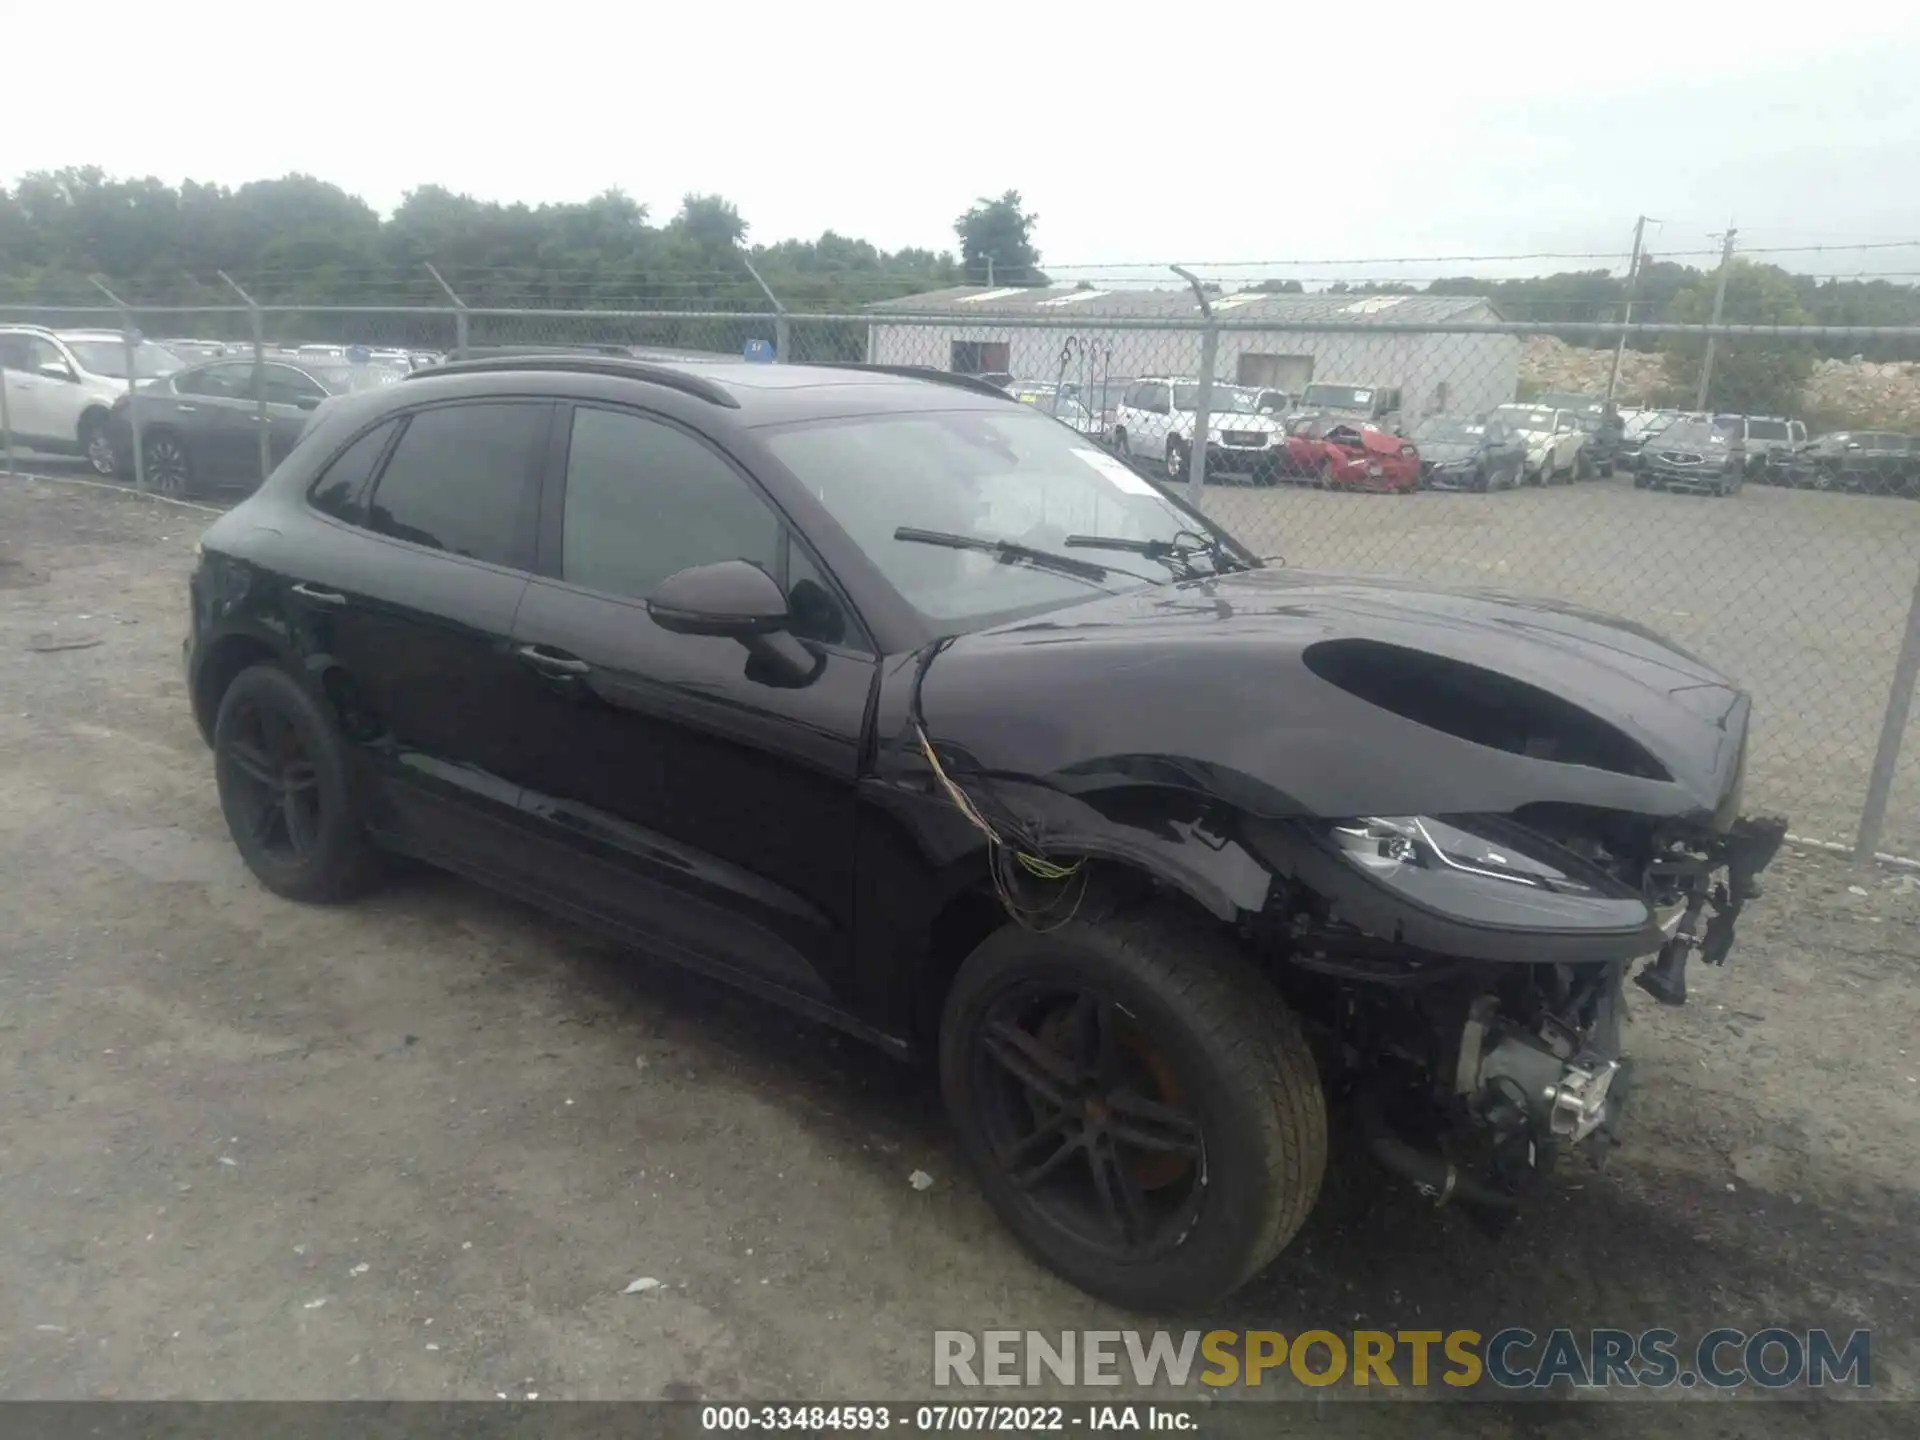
[[1328, 816, 1598, 894]]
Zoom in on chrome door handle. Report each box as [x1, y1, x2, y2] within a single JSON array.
[[515, 644, 590, 675], [175, 403, 197, 412], [290, 583, 347, 606]]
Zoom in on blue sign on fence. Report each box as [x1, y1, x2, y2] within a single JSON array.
[[742, 338, 776, 363]]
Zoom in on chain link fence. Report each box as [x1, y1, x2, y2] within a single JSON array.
[[5, 285, 1920, 863]]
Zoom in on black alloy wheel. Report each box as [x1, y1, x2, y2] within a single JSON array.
[[213, 663, 374, 902], [969, 982, 1208, 1262], [941, 909, 1326, 1311], [221, 696, 323, 867]]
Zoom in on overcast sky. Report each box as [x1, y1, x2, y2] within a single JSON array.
[[10, 0, 1919, 284]]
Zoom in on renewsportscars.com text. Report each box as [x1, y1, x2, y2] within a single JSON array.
[[932, 1327, 1872, 1392]]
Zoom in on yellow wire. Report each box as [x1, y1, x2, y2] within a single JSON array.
[[915, 724, 1083, 883]]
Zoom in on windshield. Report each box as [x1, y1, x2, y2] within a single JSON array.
[[1746, 419, 1790, 440], [1536, 393, 1602, 413], [760, 408, 1240, 628], [1410, 418, 1486, 444], [1492, 405, 1556, 432], [1302, 384, 1375, 411], [1172, 384, 1259, 414], [66, 341, 183, 379], [1654, 421, 1731, 449]]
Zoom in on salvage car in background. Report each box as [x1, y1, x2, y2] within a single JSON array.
[[1715, 414, 1805, 477], [1407, 414, 1527, 491], [1282, 413, 1420, 492], [1008, 381, 1102, 438], [1296, 381, 1403, 431], [183, 354, 1786, 1311], [1488, 403, 1586, 484], [1110, 378, 1284, 481], [1633, 415, 1747, 495], [0, 325, 185, 474], [109, 356, 406, 496], [1786, 431, 1918, 495]]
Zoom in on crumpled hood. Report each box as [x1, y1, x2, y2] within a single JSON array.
[[1358, 429, 1410, 457], [916, 568, 1748, 824]]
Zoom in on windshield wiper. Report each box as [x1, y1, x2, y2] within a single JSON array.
[[892, 527, 1112, 583], [1062, 529, 1250, 576]]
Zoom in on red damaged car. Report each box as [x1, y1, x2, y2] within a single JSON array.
[[1282, 413, 1420, 492]]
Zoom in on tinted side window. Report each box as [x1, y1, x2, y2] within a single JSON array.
[[260, 364, 327, 405], [561, 406, 779, 603], [176, 363, 251, 399], [309, 420, 401, 527], [367, 403, 547, 567]]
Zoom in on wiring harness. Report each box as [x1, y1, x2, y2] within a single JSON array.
[[908, 638, 1088, 931]]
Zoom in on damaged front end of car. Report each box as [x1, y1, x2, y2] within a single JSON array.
[[905, 568, 1793, 1224], [1238, 803, 1787, 1218]]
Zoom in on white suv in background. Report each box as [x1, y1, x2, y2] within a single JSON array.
[[0, 326, 184, 474], [1111, 377, 1285, 480]]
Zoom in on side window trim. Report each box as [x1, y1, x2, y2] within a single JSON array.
[[535, 400, 873, 654]]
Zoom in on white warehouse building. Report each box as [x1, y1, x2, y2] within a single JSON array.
[[863, 287, 1521, 422]]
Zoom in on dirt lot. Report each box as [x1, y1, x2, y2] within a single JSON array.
[[1, 475, 1916, 1433]]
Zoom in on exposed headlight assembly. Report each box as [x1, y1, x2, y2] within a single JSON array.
[[1319, 815, 1655, 946]]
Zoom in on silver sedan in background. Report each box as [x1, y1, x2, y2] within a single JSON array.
[[108, 355, 405, 497]]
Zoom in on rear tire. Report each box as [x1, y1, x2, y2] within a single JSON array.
[[1317, 458, 1337, 490], [1114, 429, 1132, 460], [143, 430, 197, 498], [213, 663, 375, 903], [1164, 438, 1188, 482], [940, 906, 1327, 1312]]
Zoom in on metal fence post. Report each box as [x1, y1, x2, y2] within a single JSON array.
[[739, 251, 789, 362], [0, 364, 15, 477], [1171, 266, 1216, 506], [218, 271, 272, 484], [1853, 555, 1920, 866], [425, 263, 469, 358], [89, 276, 144, 493]]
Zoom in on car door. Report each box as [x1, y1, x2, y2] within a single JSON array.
[[165, 362, 262, 480], [1551, 411, 1581, 471], [282, 399, 554, 864], [258, 363, 329, 467], [504, 401, 876, 1007], [0, 334, 74, 444], [1134, 381, 1172, 452]]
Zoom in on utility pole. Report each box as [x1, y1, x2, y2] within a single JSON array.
[[1605, 214, 1652, 404], [986, 256, 995, 287], [1696, 227, 1737, 411]]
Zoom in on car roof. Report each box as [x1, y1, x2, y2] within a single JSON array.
[[384, 357, 1025, 427]]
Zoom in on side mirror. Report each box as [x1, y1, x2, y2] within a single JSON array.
[[295, 394, 323, 411], [37, 359, 75, 382], [647, 559, 790, 638]]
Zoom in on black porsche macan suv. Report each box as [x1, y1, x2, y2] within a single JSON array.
[[186, 355, 1786, 1310]]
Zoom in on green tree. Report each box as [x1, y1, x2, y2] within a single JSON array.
[[1661, 259, 1815, 415], [953, 190, 1045, 286]]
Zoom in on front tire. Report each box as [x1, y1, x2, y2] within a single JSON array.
[[939, 907, 1327, 1312], [213, 663, 375, 903], [81, 413, 116, 477]]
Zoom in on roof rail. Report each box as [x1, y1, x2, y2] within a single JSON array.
[[807, 363, 1016, 400], [407, 353, 740, 408]]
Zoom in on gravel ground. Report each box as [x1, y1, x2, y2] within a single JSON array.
[[1, 474, 1916, 1434]]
